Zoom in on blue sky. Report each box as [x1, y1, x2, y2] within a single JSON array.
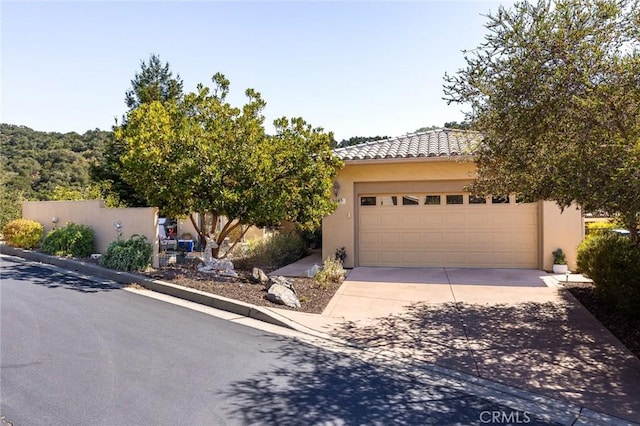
[[2, 1, 508, 141]]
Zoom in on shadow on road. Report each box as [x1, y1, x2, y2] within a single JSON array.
[[330, 296, 640, 423], [220, 336, 560, 426], [1, 260, 122, 293]]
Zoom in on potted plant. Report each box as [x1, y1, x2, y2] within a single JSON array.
[[552, 248, 568, 273]]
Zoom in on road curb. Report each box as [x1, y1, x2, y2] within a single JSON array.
[[0, 245, 308, 332]]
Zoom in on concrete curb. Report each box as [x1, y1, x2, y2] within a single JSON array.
[[0, 245, 308, 333]]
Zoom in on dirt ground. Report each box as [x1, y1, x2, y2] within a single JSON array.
[[142, 264, 341, 314], [566, 283, 640, 359]]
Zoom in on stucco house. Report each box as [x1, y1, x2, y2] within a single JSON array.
[[322, 129, 584, 271]]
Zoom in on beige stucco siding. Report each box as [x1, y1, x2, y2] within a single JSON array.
[[22, 200, 160, 266], [322, 159, 476, 268], [322, 159, 584, 270], [540, 201, 584, 271]]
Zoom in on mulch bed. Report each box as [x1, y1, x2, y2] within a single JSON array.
[[566, 283, 640, 359], [141, 264, 342, 314]]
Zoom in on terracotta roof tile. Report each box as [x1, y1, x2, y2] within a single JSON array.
[[334, 128, 481, 161]]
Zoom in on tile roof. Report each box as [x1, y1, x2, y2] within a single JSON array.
[[334, 128, 481, 161]]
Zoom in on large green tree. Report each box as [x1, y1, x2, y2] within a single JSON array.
[[116, 73, 342, 257], [444, 0, 640, 243], [125, 53, 184, 110], [91, 54, 183, 207]]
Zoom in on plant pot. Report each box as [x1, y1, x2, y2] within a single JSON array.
[[552, 264, 568, 274]]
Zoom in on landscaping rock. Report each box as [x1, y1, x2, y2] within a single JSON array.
[[306, 264, 321, 278], [198, 258, 238, 278], [266, 275, 296, 295], [266, 283, 301, 309], [251, 267, 269, 285]]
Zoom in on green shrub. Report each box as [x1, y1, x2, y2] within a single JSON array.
[[0, 187, 23, 230], [100, 235, 152, 272], [552, 248, 566, 265], [41, 222, 95, 257], [1, 218, 44, 249], [314, 257, 346, 289], [585, 220, 619, 237], [577, 233, 640, 318], [235, 232, 308, 270]]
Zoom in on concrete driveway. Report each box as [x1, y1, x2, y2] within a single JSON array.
[[313, 267, 640, 423], [322, 267, 557, 321]]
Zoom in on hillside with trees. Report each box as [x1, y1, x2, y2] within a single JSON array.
[[0, 124, 111, 199], [0, 124, 114, 227]]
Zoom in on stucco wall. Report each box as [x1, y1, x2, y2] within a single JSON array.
[[322, 159, 476, 268], [540, 201, 584, 271], [22, 200, 160, 267], [323, 159, 584, 270]]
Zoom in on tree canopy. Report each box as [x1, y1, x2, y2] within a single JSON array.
[[116, 73, 343, 257], [0, 123, 110, 199], [92, 54, 184, 207], [124, 53, 184, 110], [444, 0, 640, 241]]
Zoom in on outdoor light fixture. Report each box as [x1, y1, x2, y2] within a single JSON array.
[[113, 221, 123, 239], [333, 181, 340, 197], [51, 216, 59, 224]]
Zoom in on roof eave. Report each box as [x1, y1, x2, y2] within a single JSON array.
[[341, 154, 475, 165]]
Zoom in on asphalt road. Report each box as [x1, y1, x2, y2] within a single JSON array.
[[1, 255, 562, 426]]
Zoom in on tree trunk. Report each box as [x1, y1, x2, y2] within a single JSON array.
[[188, 213, 207, 248]]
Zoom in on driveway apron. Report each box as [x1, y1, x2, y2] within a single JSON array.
[[320, 267, 640, 423]]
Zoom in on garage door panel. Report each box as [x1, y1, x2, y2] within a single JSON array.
[[360, 214, 379, 228], [446, 212, 467, 226], [379, 251, 402, 264], [377, 232, 398, 244], [491, 231, 537, 246], [444, 232, 466, 244], [423, 252, 445, 265], [466, 251, 499, 266], [359, 251, 379, 264], [467, 214, 490, 227], [402, 251, 424, 264], [422, 213, 444, 226], [400, 213, 422, 228], [400, 232, 422, 244], [490, 210, 536, 226], [359, 231, 380, 244], [359, 194, 538, 268], [379, 214, 399, 228], [421, 231, 444, 244], [466, 231, 492, 244], [444, 252, 467, 265]]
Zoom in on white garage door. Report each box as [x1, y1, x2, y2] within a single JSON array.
[[358, 193, 538, 268]]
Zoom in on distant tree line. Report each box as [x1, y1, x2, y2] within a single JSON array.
[[0, 124, 111, 200], [336, 121, 471, 148]]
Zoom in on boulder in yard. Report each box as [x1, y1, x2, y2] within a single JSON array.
[[251, 267, 269, 285], [306, 264, 321, 278], [266, 283, 301, 309], [266, 276, 296, 295]]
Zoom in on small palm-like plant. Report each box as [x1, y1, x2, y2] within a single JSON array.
[[552, 248, 567, 265]]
